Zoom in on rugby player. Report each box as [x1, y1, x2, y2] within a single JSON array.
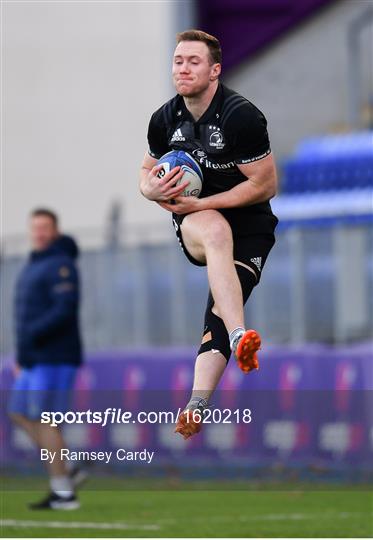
[[139, 30, 278, 439]]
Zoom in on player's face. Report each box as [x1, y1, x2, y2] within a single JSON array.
[[173, 41, 220, 97], [30, 216, 58, 251]]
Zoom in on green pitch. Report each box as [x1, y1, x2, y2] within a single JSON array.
[[1, 479, 372, 538]]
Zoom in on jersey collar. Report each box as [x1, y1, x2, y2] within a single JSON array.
[[177, 82, 224, 125]]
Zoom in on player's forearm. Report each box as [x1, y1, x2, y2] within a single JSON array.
[[199, 176, 277, 210], [139, 168, 151, 199]]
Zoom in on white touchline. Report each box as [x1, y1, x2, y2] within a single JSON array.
[[0, 511, 366, 531], [0, 519, 160, 531], [238, 512, 366, 522], [156, 511, 366, 525]]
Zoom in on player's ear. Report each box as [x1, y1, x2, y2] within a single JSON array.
[[210, 63, 221, 81]]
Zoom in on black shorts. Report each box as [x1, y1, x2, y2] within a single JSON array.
[[172, 212, 276, 285]]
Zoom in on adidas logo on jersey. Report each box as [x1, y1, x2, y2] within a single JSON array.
[[171, 128, 185, 142], [250, 257, 262, 271]]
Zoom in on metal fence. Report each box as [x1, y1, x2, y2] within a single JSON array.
[[1, 222, 372, 357]]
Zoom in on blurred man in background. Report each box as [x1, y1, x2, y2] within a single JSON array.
[[8, 209, 85, 510]]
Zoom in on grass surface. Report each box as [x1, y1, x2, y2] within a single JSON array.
[[1, 479, 372, 538]]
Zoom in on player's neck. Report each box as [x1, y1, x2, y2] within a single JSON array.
[[183, 80, 219, 122]]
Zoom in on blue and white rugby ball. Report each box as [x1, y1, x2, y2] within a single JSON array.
[[157, 150, 203, 197]]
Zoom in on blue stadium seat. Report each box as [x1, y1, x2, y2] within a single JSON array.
[[281, 131, 373, 194]]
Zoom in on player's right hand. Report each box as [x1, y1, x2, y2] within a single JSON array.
[[143, 165, 190, 202]]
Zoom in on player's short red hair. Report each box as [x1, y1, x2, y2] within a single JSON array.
[[176, 29, 222, 65]]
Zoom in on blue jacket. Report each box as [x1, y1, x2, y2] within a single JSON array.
[[14, 235, 83, 368]]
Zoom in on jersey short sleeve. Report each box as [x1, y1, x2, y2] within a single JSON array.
[[147, 107, 169, 159], [225, 102, 271, 165]]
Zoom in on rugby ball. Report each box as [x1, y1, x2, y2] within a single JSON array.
[[157, 150, 203, 197]]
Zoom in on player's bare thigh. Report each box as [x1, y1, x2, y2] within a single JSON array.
[[180, 209, 233, 264]]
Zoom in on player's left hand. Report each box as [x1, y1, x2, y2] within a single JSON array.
[[157, 196, 203, 214]]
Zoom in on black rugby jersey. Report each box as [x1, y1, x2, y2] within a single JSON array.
[[147, 83, 278, 235]]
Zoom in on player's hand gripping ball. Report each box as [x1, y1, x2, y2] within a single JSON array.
[[157, 150, 203, 197]]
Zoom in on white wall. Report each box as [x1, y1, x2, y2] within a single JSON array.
[[3, 0, 371, 245], [3, 1, 179, 240], [226, 0, 372, 162]]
